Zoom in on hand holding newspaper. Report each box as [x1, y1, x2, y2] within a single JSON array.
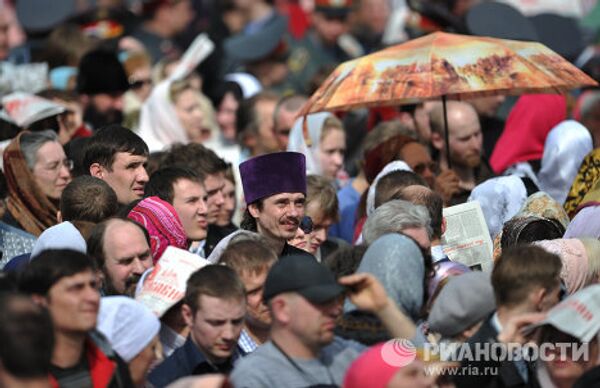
[[442, 201, 494, 272]]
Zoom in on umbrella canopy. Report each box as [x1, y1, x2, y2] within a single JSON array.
[[300, 31, 597, 116]]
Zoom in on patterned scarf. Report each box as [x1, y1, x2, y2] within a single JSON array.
[[3, 132, 58, 236]]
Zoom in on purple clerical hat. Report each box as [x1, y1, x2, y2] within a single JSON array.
[[240, 152, 306, 204]]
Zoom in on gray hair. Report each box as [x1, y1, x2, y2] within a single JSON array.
[[580, 91, 600, 121], [362, 199, 432, 245], [19, 130, 60, 170]]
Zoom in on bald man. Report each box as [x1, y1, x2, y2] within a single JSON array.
[[430, 101, 494, 204]]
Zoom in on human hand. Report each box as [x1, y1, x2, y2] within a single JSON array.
[[338, 273, 389, 313], [433, 170, 461, 205], [497, 312, 546, 346]]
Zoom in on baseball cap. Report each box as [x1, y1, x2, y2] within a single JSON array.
[[263, 254, 344, 304]]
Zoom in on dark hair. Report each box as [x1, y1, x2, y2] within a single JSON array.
[[19, 249, 97, 295], [219, 238, 277, 276], [145, 151, 170, 177], [145, 167, 204, 204], [163, 143, 227, 178], [0, 293, 54, 378], [323, 244, 368, 279], [184, 265, 245, 314], [60, 176, 119, 222], [86, 218, 151, 269], [492, 245, 562, 307], [83, 124, 149, 173], [374, 171, 428, 209], [240, 200, 264, 232], [396, 186, 443, 239]]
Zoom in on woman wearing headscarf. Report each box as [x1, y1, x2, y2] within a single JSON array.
[[127, 196, 188, 264], [494, 192, 570, 259], [287, 112, 347, 184], [468, 175, 529, 240], [534, 238, 600, 295], [97, 296, 162, 388], [490, 94, 567, 175], [337, 233, 431, 346], [538, 120, 593, 204], [565, 183, 600, 238], [138, 79, 218, 152], [2, 130, 72, 236], [564, 148, 600, 218]]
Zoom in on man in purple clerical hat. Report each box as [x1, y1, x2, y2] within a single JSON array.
[[239, 152, 313, 258]]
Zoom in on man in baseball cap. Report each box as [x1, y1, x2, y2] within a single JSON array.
[[230, 254, 424, 387]]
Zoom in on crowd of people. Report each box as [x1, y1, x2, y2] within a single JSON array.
[[1, 0, 600, 387]]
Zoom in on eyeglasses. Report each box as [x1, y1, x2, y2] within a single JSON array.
[[299, 216, 314, 234], [412, 161, 437, 175], [129, 78, 152, 90], [44, 159, 74, 173]]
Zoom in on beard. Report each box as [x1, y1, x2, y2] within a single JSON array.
[[84, 105, 123, 131], [103, 271, 141, 297], [453, 152, 481, 169]]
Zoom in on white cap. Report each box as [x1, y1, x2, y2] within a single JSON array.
[[97, 296, 160, 362]]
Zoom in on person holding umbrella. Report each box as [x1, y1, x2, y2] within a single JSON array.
[[429, 100, 494, 205]]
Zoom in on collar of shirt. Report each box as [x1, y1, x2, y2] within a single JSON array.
[[430, 244, 448, 263], [238, 329, 259, 354]]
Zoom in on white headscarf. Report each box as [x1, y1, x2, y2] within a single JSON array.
[[30, 221, 86, 259], [287, 112, 336, 176], [97, 296, 160, 362], [538, 120, 593, 204], [366, 160, 412, 217], [468, 175, 527, 239]]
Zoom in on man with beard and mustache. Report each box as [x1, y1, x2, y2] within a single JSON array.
[[87, 218, 153, 296], [430, 101, 494, 205], [77, 49, 129, 130], [239, 152, 314, 258], [219, 236, 278, 353]]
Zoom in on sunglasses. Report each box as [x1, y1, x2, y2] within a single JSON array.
[[299, 216, 314, 234], [129, 78, 152, 90]]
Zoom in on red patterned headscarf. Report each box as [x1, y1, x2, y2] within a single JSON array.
[[128, 196, 188, 264]]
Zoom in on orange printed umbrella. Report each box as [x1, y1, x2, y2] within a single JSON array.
[[300, 31, 597, 166]]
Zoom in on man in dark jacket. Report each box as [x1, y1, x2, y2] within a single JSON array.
[[19, 249, 134, 388]]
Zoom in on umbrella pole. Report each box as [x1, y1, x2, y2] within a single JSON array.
[[442, 95, 452, 169]]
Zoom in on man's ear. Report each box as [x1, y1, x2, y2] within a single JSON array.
[[89, 163, 104, 179], [441, 216, 447, 236], [430, 131, 444, 152], [248, 203, 260, 218], [181, 304, 194, 328], [532, 287, 547, 312]]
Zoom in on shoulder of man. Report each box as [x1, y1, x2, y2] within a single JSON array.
[[148, 342, 194, 387], [230, 342, 289, 388]]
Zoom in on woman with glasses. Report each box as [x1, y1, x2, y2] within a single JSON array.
[[2, 130, 72, 236]]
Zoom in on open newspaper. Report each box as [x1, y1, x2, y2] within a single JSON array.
[[442, 201, 493, 272], [136, 246, 210, 317]]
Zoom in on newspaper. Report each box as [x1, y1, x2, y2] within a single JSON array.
[[168, 33, 215, 82], [0, 62, 48, 97], [0, 92, 65, 128], [441, 201, 493, 272], [136, 246, 210, 317]]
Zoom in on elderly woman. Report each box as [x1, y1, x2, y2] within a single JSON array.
[[2, 130, 72, 236]]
